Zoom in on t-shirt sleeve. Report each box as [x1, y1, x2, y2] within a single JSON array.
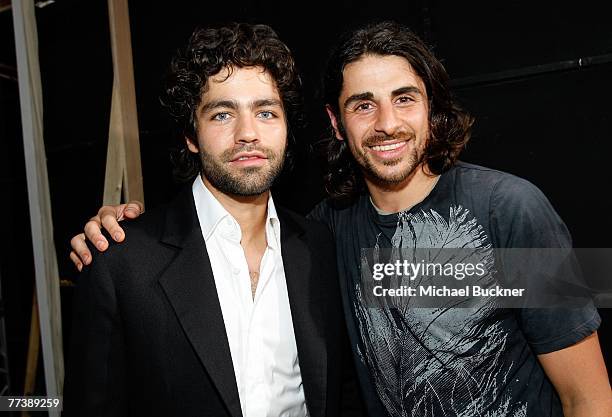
[[490, 175, 571, 248], [516, 307, 601, 355], [490, 174, 601, 354]]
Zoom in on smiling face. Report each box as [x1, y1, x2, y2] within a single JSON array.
[[186, 66, 287, 196], [328, 54, 430, 186]]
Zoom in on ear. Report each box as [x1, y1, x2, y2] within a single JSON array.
[[185, 136, 199, 153], [325, 105, 344, 141]]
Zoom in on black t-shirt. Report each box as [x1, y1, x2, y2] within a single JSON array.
[[308, 161, 600, 417]]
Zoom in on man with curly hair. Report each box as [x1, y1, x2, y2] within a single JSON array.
[[63, 23, 352, 417], [69, 21, 611, 416]]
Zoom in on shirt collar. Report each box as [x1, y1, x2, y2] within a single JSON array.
[[192, 175, 281, 249], [266, 194, 281, 250], [192, 175, 231, 241]]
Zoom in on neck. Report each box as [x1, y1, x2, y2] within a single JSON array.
[[201, 175, 268, 242], [365, 163, 439, 213]]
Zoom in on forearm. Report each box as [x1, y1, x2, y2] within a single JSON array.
[[561, 396, 612, 417], [538, 332, 611, 417]]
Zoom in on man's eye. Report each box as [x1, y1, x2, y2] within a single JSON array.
[[397, 96, 415, 104], [258, 111, 275, 119], [212, 112, 231, 121], [355, 102, 373, 111]]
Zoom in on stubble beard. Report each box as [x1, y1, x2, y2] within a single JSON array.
[[356, 133, 425, 186], [200, 144, 285, 196]]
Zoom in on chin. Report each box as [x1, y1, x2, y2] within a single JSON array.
[[370, 164, 420, 185]]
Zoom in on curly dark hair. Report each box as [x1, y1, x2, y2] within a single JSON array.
[[323, 21, 474, 202], [160, 23, 303, 182]]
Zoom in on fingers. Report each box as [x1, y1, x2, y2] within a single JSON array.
[[81, 202, 141, 252], [96, 204, 126, 242], [123, 200, 144, 219], [69, 233, 91, 270], [98, 211, 125, 243], [84, 216, 109, 251], [69, 251, 83, 272], [70, 201, 134, 271]]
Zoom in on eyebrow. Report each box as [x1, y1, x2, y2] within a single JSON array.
[[200, 99, 238, 114], [342, 86, 424, 109], [343, 92, 374, 109], [252, 98, 283, 109], [199, 98, 282, 115], [392, 86, 423, 97]]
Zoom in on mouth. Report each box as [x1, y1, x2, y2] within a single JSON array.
[[229, 151, 268, 167], [367, 140, 409, 158], [369, 141, 407, 152]]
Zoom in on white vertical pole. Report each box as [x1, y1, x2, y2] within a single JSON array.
[[104, 0, 144, 206], [12, 1, 63, 414]]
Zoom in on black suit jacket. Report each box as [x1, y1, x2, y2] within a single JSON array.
[[63, 188, 350, 417]]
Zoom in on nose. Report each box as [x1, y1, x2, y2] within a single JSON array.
[[373, 102, 402, 136], [235, 114, 259, 144]]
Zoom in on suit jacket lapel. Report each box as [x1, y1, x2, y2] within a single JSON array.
[[279, 210, 328, 417], [157, 188, 242, 417]]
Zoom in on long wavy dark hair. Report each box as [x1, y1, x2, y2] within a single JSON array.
[[160, 23, 303, 182], [323, 21, 474, 202]]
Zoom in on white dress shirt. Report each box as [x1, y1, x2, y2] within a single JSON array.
[[192, 176, 308, 417]]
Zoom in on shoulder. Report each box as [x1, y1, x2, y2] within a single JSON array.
[[452, 161, 550, 208], [278, 206, 338, 258], [279, 205, 332, 240], [307, 199, 334, 226], [449, 163, 572, 246], [116, 203, 169, 247], [87, 201, 173, 266], [80, 197, 191, 293], [121, 204, 168, 240], [306, 195, 367, 234], [453, 161, 533, 188], [277, 206, 339, 281]]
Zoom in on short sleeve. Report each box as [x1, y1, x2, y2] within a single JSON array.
[[490, 174, 601, 354], [490, 175, 571, 249], [516, 307, 601, 354]]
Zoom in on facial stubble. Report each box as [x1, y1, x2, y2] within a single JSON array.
[[200, 144, 285, 196], [355, 130, 426, 186]]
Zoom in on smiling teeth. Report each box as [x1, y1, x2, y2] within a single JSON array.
[[372, 142, 404, 151], [238, 157, 249, 160]]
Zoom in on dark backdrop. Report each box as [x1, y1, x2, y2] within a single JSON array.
[[1, 0, 611, 396]]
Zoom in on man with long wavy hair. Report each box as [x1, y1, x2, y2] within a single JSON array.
[[69, 21, 610, 416], [312, 21, 610, 417]]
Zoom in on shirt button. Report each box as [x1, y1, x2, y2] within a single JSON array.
[[232, 268, 240, 275]]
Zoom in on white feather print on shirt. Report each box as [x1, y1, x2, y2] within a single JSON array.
[[355, 206, 527, 417]]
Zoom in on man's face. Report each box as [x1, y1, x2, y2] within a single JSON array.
[[328, 54, 430, 185], [187, 66, 287, 196]]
